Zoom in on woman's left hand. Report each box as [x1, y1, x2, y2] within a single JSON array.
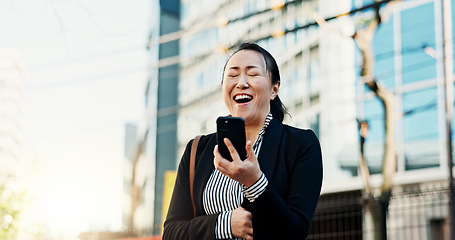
[[214, 138, 262, 187]]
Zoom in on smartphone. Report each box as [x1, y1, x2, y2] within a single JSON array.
[[216, 116, 247, 161]]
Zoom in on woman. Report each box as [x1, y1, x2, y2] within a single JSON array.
[[163, 43, 323, 240]]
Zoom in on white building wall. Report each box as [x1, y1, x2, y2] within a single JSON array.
[[0, 49, 25, 176], [318, 0, 361, 188], [179, 0, 361, 190], [178, 0, 454, 194]]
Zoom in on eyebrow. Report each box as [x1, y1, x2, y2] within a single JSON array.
[[227, 66, 260, 70]]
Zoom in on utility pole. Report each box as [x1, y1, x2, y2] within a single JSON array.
[[441, 0, 455, 239]]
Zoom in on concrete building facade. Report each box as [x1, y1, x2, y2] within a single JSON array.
[[123, 0, 180, 236], [124, 0, 455, 237], [175, 0, 455, 238], [0, 49, 25, 177], [178, 0, 357, 188]]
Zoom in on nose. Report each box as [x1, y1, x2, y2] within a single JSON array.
[[236, 74, 249, 89]]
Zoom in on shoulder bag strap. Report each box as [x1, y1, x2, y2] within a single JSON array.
[[190, 135, 202, 217]]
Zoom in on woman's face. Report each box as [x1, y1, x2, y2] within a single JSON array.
[[222, 50, 279, 126]]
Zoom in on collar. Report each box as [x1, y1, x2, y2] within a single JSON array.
[[252, 112, 273, 151]]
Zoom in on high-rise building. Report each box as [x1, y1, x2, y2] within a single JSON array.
[[178, 0, 357, 182], [0, 49, 25, 177], [0, 49, 26, 240], [122, 122, 138, 231], [175, 0, 454, 238], [151, 1, 180, 235], [123, 0, 180, 236]]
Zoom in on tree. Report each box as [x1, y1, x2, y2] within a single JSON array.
[[351, 1, 401, 240], [0, 176, 25, 240]]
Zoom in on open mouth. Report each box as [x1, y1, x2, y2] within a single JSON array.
[[234, 94, 253, 104]]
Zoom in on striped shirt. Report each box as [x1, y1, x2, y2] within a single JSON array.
[[203, 113, 273, 239]]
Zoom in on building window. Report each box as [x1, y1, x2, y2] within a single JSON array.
[[403, 87, 440, 170], [401, 2, 436, 84], [310, 113, 320, 138], [373, 13, 395, 88], [357, 1, 443, 173]]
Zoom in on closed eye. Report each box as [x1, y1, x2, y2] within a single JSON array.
[[247, 70, 261, 77]]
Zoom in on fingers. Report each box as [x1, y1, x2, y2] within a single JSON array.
[[214, 139, 262, 187], [231, 207, 253, 239], [213, 145, 228, 172], [244, 233, 254, 240], [223, 138, 241, 162], [245, 140, 255, 162], [240, 209, 253, 239], [214, 140, 243, 179]]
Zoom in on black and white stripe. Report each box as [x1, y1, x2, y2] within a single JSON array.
[[251, 113, 273, 155], [203, 113, 273, 239], [204, 170, 243, 239], [242, 173, 268, 202]]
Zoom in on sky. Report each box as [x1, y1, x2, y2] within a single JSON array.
[[0, 0, 150, 237]]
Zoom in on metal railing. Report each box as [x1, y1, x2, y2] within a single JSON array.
[[308, 184, 453, 240]]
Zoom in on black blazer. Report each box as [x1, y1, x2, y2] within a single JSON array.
[[163, 119, 323, 240]]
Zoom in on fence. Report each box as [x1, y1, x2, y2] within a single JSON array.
[[307, 183, 453, 240], [307, 190, 363, 239]]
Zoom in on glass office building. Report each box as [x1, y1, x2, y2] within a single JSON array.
[[175, 0, 454, 238], [123, 0, 180, 236], [345, 0, 454, 176], [178, 0, 453, 188], [178, 0, 358, 189]]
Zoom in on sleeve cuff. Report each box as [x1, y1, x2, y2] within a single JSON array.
[[215, 211, 234, 239], [242, 172, 268, 202]]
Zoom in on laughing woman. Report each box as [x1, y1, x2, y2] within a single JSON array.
[[163, 43, 323, 240]]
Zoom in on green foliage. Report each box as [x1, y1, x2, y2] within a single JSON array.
[[0, 177, 25, 240]]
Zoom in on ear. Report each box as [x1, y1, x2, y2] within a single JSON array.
[[270, 81, 280, 100]]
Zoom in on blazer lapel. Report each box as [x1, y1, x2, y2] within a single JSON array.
[[257, 118, 283, 179], [193, 134, 216, 214]]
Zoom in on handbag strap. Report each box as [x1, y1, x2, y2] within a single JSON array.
[[190, 135, 202, 217]]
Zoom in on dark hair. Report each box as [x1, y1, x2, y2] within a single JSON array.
[[223, 42, 288, 122]]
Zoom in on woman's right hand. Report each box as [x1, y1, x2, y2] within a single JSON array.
[[231, 207, 253, 240]]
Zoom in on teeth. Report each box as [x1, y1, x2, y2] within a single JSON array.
[[235, 95, 252, 100]]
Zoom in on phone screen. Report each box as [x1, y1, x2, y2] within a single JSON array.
[[216, 116, 247, 161]]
